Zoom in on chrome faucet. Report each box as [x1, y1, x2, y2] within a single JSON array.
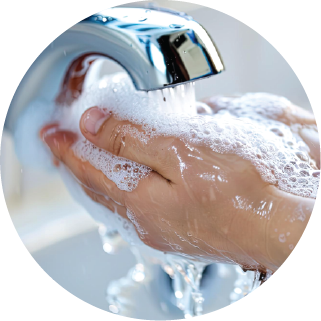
[[6, 7, 224, 131]]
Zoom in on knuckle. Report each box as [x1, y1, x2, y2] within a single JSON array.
[[109, 123, 130, 157], [109, 124, 124, 156]]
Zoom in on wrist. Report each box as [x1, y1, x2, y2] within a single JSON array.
[[263, 188, 314, 271], [228, 186, 314, 272]]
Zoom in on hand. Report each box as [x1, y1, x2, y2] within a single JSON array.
[[41, 99, 319, 272]]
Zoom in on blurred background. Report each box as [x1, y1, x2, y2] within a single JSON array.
[[0, 0, 312, 319]]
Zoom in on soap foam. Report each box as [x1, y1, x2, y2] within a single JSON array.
[[73, 139, 151, 192], [54, 72, 319, 199]]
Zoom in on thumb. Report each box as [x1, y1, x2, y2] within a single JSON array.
[[79, 107, 180, 182]]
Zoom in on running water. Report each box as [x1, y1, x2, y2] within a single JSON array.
[[14, 72, 319, 318]]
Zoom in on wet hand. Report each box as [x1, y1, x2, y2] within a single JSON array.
[[40, 101, 318, 272]]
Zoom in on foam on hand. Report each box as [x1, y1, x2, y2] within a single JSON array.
[[206, 94, 319, 198], [13, 72, 319, 247], [73, 139, 151, 192], [54, 72, 319, 199]]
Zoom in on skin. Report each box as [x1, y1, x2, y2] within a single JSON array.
[[40, 99, 319, 273]]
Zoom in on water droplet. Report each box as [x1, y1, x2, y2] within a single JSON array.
[[175, 291, 183, 299], [279, 234, 286, 243], [102, 17, 107, 22], [103, 243, 113, 253], [234, 287, 242, 294], [132, 266, 145, 282], [109, 305, 119, 314], [169, 24, 184, 29]]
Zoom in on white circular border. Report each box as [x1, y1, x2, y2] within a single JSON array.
[[0, 0, 320, 320]]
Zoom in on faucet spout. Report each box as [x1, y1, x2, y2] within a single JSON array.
[[6, 7, 224, 131], [77, 7, 224, 90]]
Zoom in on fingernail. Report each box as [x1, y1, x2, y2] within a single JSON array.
[[83, 107, 111, 135], [43, 130, 77, 150], [40, 123, 59, 140]]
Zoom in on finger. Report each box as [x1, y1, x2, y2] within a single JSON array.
[[79, 107, 183, 182], [41, 126, 128, 206], [299, 126, 320, 169]]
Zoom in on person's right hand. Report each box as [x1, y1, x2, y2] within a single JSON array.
[[41, 98, 319, 272]]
